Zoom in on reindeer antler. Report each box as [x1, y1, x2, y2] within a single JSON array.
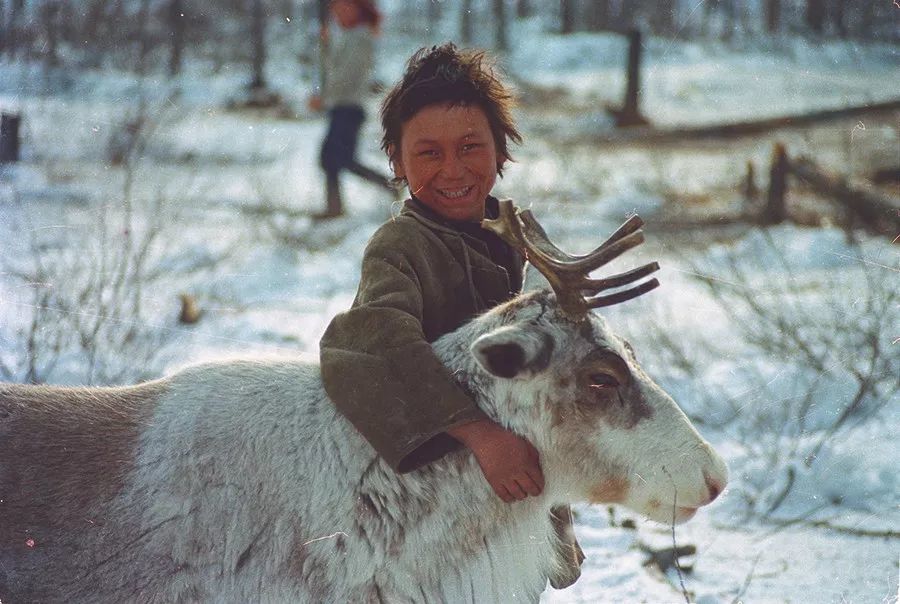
[[482, 199, 660, 321]]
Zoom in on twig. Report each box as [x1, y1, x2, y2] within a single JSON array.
[[663, 467, 691, 604], [730, 550, 764, 604]]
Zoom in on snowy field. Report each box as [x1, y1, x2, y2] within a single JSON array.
[[1, 10, 898, 604]]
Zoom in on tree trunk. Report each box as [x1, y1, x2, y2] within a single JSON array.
[[560, 0, 574, 34], [41, 0, 61, 67], [650, 0, 675, 36], [136, 0, 152, 74], [858, 2, 875, 38], [765, 0, 780, 34], [0, 113, 21, 163], [618, 0, 637, 31], [427, 0, 441, 30], [805, 0, 826, 35], [250, 0, 267, 89], [494, 0, 507, 51], [168, 0, 184, 76], [460, 0, 473, 44], [7, 0, 26, 59], [586, 0, 611, 32], [516, 0, 530, 19], [830, 0, 847, 38]]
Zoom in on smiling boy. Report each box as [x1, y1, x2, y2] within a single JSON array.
[[319, 43, 583, 589]]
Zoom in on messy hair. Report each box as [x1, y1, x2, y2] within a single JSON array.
[[380, 43, 523, 176]]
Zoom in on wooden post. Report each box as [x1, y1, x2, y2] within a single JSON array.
[[609, 30, 650, 128], [0, 113, 21, 163], [250, 0, 267, 90], [763, 143, 788, 224], [744, 161, 758, 203]]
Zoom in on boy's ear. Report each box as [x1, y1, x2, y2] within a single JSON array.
[[388, 144, 405, 179]]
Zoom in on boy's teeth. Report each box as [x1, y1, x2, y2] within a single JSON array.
[[441, 186, 470, 199]]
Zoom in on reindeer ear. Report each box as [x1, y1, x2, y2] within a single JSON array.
[[471, 325, 554, 379]]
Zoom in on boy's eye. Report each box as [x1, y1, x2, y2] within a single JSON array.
[[462, 143, 483, 152], [418, 149, 438, 157]]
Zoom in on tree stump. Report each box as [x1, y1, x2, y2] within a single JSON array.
[[0, 113, 21, 163]]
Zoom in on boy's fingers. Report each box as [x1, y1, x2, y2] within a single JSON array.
[[505, 480, 527, 500], [518, 475, 542, 497], [494, 483, 514, 503], [528, 466, 545, 491]]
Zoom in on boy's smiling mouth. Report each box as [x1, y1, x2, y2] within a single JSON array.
[[438, 185, 474, 199]]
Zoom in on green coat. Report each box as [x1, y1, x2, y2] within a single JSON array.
[[319, 197, 524, 473]]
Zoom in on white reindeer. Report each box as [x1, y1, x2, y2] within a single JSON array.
[[0, 205, 727, 603]]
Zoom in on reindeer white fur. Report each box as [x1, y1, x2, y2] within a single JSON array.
[[0, 290, 727, 603]]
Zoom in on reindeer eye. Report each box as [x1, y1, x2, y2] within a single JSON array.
[[589, 373, 620, 389]]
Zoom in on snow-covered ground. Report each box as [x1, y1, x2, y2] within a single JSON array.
[[1, 11, 897, 604]]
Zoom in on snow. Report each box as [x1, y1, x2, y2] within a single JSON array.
[[1, 6, 897, 604]]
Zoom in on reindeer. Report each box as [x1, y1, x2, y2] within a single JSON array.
[[0, 202, 727, 603]]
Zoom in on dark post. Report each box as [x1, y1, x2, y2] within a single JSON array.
[[764, 143, 788, 224], [0, 113, 21, 163], [613, 29, 649, 127], [744, 161, 758, 203], [250, 0, 267, 90]]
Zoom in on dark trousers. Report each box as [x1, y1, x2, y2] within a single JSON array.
[[319, 105, 392, 215]]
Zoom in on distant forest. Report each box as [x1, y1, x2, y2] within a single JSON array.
[[1, 0, 896, 78]]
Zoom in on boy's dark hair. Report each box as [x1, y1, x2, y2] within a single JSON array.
[[380, 43, 523, 177]]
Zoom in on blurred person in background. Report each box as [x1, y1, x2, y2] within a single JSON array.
[[308, 0, 395, 219]]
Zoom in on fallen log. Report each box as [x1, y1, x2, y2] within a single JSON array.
[[590, 98, 900, 145], [788, 155, 900, 234]]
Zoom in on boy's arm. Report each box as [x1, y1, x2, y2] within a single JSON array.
[[320, 229, 487, 473]]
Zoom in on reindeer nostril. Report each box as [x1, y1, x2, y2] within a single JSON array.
[[703, 471, 723, 503]]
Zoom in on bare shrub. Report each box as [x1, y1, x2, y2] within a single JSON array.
[[631, 229, 897, 521]]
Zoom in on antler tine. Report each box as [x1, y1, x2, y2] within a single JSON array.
[[587, 278, 660, 309], [518, 210, 644, 265], [481, 199, 659, 321], [580, 261, 661, 295]]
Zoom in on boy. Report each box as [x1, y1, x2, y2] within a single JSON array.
[[319, 43, 583, 589]]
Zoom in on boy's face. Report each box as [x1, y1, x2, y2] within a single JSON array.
[[331, 0, 360, 28], [392, 103, 503, 223]]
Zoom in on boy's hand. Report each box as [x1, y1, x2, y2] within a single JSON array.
[[448, 419, 544, 503]]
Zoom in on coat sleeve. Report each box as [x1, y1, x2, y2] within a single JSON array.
[[319, 223, 487, 473]]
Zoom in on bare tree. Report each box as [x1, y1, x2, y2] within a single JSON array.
[[560, 0, 574, 34], [516, 0, 530, 19], [586, 0, 612, 32], [765, 0, 781, 34], [39, 0, 62, 67], [805, 0, 826, 34], [168, 0, 184, 76], [427, 0, 441, 31], [460, 0, 473, 44], [650, 0, 676, 36], [493, 0, 507, 51]]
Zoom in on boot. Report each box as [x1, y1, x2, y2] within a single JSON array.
[[313, 173, 343, 220]]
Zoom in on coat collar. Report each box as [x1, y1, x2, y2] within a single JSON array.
[[400, 195, 501, 238]]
